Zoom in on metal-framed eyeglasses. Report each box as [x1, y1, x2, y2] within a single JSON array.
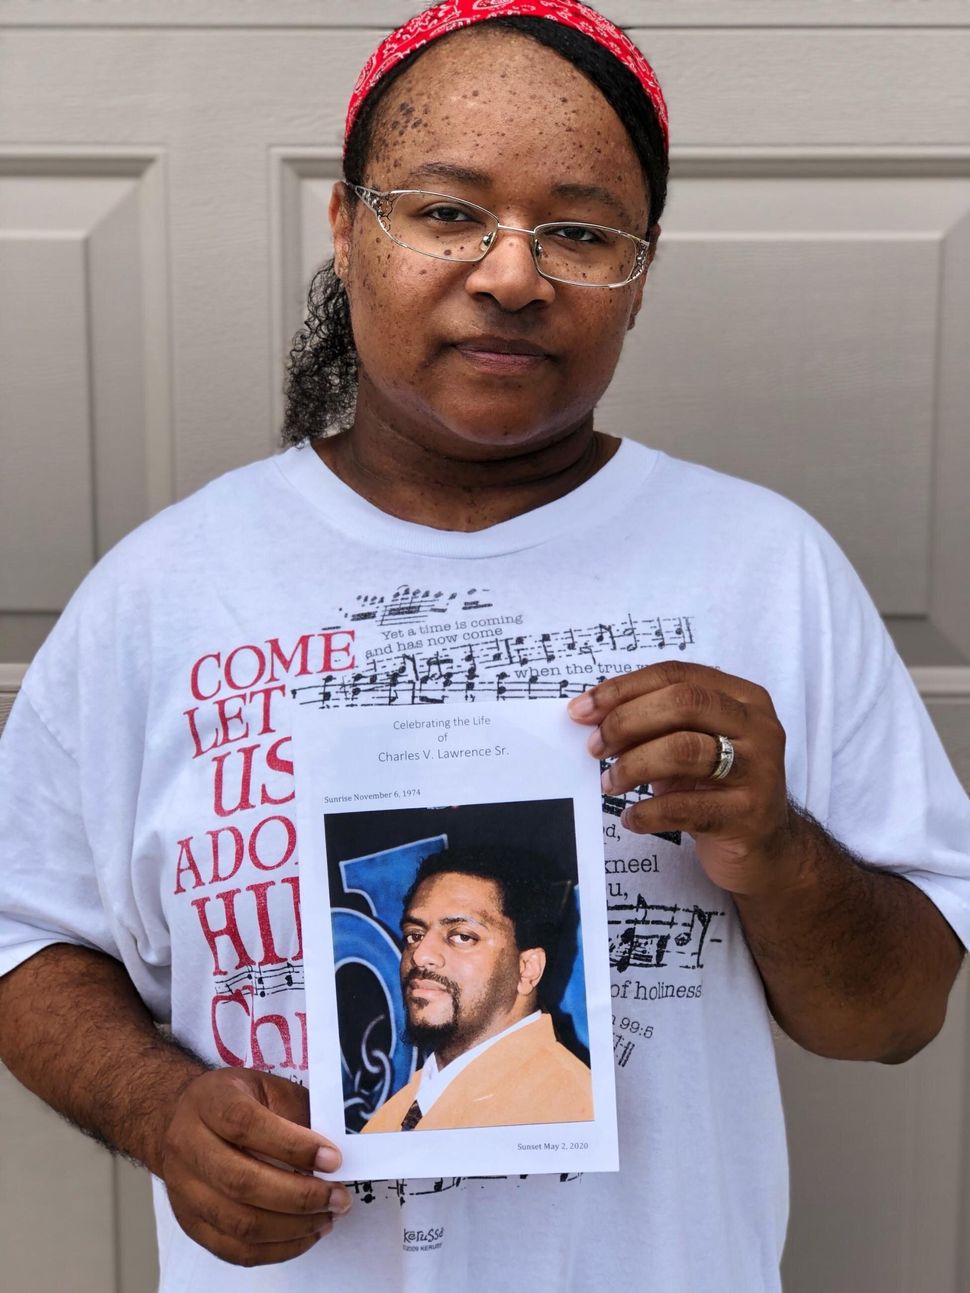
[[353, 186, 651, 289]]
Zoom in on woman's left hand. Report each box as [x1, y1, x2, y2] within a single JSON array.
[[567, 660, 797, 898]]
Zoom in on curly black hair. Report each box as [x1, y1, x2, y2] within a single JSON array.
[[402, 845, 573, 964], [281, 15, 670, 446]]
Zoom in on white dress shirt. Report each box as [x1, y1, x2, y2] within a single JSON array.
[[415, 1011, 543, 1115]]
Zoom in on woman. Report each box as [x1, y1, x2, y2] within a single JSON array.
[[0, 3, 966, 1291]]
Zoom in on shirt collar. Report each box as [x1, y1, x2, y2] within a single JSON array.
[[416, 1010, 543, 1115]]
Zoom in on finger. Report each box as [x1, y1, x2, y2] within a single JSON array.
[[568, 660, 768, 725], [177, 1176, 348, 1248], [619, 789, 733, 837], [186, 1128, 347, 1216], [182, 1212, 331, 1269], [591, 683, 749, 760], [197, 1075, 341, 1175], [603, 731, 739, 795], [253, 1070, 311, 1127]]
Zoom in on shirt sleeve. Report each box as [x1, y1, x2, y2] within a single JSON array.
[[0, 686, 121, 979], [825, 649, 970, 952]]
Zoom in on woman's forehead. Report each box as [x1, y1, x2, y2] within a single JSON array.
[[366, 28, 647, 217]]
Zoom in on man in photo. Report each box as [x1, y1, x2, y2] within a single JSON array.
[[363, 845, 593, 1133]]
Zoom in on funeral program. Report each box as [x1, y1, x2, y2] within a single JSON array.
[[292, 698, 617, 1181]]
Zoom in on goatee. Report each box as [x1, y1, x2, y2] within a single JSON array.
[[403, 1016, 460, 1052], [402, 967, 461, 1053]]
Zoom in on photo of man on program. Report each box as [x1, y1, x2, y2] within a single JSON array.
[[365, 841, 593, 1133], [322, 799, 593, 1136]]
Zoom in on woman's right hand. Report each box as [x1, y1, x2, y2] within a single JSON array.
[[160, 1067, 350, 1267]]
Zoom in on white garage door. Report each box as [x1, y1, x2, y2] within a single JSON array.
[[1, 4, 968, 1290]]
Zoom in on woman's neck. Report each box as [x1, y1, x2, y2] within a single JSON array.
[[313, 404, 619, 532]]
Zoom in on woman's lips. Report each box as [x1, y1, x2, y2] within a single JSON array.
[[452, 338, 550, 373]]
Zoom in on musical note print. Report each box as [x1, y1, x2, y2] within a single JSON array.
[[346, 1174, 577, 1207], [215, 962, 304, 999], [293, 667, 603, 709], [293, 610, 696, 710], [613, 1034, 636, 1068], [339, 586, 494, 626], [606, 899, 724, 972]]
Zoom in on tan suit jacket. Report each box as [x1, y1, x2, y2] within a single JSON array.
[[362, 1012, 593, 1132]]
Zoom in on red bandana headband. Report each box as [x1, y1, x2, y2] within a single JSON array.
[[345, 0, 669, 152]]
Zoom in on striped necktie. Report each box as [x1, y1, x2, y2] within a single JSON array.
[[400, 1100, 423, 1131]]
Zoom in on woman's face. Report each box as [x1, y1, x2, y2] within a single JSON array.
[[331, 27, 654, 460]]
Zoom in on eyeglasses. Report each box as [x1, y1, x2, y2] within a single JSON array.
[[353, 186, 650, 289]]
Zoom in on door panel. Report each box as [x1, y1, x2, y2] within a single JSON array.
[[0, 6, 967, 1290]]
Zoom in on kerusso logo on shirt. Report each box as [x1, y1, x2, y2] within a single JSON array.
[[403, 1226, 445, 1252]]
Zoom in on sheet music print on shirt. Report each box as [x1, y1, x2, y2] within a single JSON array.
[[181, 581, 725, 1211], [297, 583, 723, 1059]]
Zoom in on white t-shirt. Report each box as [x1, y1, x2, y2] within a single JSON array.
[[1, 440, 968, 1293]]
